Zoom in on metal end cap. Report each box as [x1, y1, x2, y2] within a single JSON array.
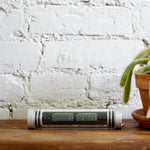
[[115, 109, 122, 129], [27, 108, 36, 129]]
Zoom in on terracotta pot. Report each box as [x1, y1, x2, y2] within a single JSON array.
[[132, 109, 150, 128], [135, 73, 150, 114]]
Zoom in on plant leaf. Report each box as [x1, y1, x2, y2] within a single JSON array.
[[120, 58, 150, 87], [123, 70, 132, 103], [120, 47, 150, 104], [134, 48, 150, 60], [135, 65, 150, 74]]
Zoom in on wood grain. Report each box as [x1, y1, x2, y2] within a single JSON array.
[[0, 120, 150, 150]]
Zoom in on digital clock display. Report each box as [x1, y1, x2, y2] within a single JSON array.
[[42, 112, 107, 125], [76, 113, 97, 121], [52, 113, 74, 121]]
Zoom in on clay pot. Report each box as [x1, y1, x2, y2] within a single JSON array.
[[132, 109, 150, 128], [135, 73, 150, 114]]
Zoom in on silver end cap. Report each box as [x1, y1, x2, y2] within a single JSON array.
[[27, 108, 36, 129], [115, 109, 122, 129]]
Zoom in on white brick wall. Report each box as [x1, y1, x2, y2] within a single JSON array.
[[141, 7, 150, 34], [0, 108, 9, 120], [0, 75, 24, 103], [0, 0, 149, 119], [0, 9, 25, 38], [30, 6, 132, 35], [44, 40, 144, 69], [30, 72, 88, 101], [0, 42, 41, 72]]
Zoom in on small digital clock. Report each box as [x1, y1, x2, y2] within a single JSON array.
[[27, 108, 122, 129]]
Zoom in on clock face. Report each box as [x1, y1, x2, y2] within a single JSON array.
[[42, 112, 107, 125]]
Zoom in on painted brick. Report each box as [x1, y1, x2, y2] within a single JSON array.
[[30, 72, 88, 101], [0, 0, 22, 9], [0, 42, 41, 72], [0, 9, 25, 38], [13, 107, 28, 119], [32, 0, 130, 6], [89, 73, 141, 106], [108, 104, 142, 119], [89, 73, 122, 104], [0, 75, 24, 103], [131, 0, 150, 7], [30, 6, 132, 35], [141, 7, 150, 33], [0, 108, 9, 120], [44, 40, 144, 70], [0, 0, 148, 120]]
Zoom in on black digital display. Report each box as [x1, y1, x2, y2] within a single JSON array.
[[42, 112, 107, 125], [76, 113, 97, 121], [52, 113, 74, 121]]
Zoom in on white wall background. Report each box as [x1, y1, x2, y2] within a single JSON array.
[[0, 0, 150, 119]]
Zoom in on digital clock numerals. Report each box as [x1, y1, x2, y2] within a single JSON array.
[[42, 112, 74, 125], [42, 112, 107, 125], [52, 113, 73, 121], [98, 112, 107, 121], [76, 113, 97, 121]]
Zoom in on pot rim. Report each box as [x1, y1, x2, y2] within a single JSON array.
[[135, 73, 150, 80]]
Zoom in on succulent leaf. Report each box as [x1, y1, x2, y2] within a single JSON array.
[[120, 58, 149, 87], [134, 48, 150, 60], [120, 47, 150, 104], [135, 65, 150, 74], [123, 70, 132, 103]]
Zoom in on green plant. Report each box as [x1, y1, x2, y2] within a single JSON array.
[[120, 47, 150, 103]]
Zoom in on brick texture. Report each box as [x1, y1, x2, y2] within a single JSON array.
[[44, 40, 144, 70], [0, 42, 41, 72], [0, 0, 149, 119], [0, 9, 25, 38], [0, 75, 24, 103], [30, 6, 132, 35], [30, 72, 88, 101]]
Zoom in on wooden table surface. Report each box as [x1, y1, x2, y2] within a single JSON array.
[[0, 119, 150, 150]]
